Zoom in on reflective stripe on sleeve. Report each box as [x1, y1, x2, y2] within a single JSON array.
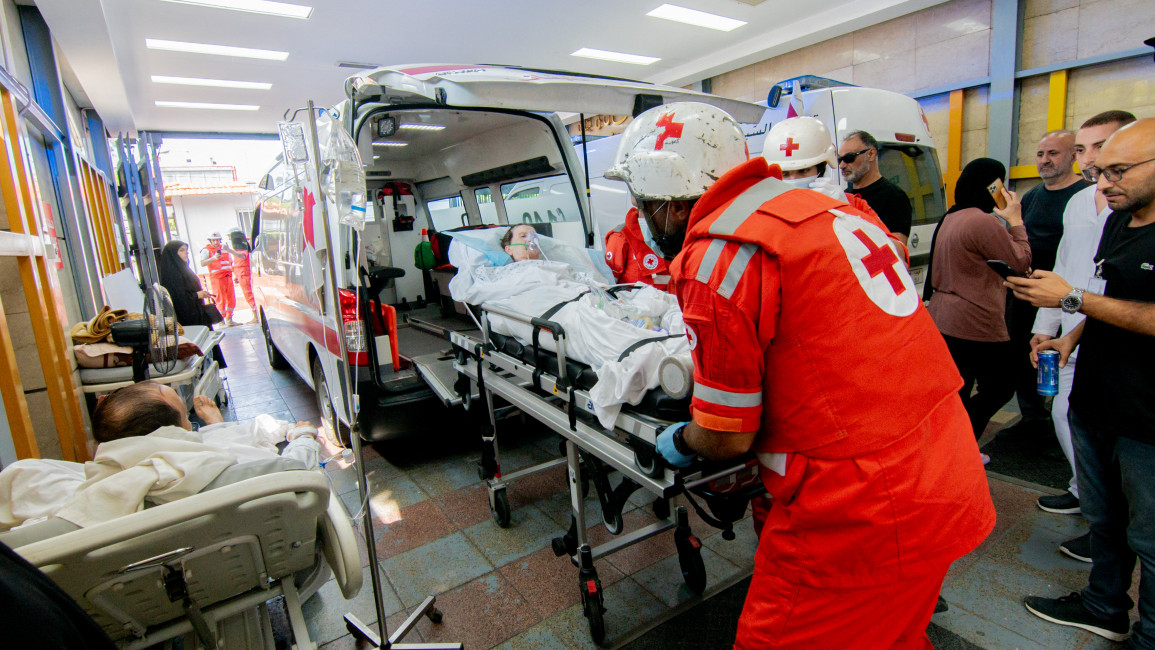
[[695, 238, 726, 284], [708, 176, 793, 237], [717, 243, 757, 300], [694, 382, 762, 408]]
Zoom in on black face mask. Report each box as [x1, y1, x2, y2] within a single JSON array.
[[643, 200, 685, 259]]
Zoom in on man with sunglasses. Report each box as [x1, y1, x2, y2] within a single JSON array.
[[839, 130, 913, 245], [1027, 112, 1135, 553], [1009, 118, 1155, 648]]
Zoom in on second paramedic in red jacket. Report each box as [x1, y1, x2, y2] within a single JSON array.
[[604, 207, 670, 289], [606, 102, 995, 649], [200, 232, 236, 327]]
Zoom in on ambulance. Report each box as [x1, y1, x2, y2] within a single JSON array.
[[251, 64, 765, 441], [579, 75, 947, 290]]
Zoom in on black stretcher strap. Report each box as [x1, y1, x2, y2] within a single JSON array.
[[616, 333, 686, 363], [529, 292, 585, 391]]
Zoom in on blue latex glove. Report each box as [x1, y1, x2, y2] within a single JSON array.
[[656, 422, 696, 467]]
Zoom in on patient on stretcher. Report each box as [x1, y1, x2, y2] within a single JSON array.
[[0, 381, 322, 542], [448, 226, 693, 428]]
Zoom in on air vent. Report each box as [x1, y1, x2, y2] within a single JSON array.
[[337, 61, 380, 70]]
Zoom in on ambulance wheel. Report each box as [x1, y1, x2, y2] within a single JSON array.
[[582, 584, 605, 644], [492, 488, 511, 528], [679, 542, 707, 594], [262, 313, 288, 370], [313, 357, 351, 445]]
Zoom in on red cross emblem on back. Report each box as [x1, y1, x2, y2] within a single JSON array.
[[852, 229, 905, 295], [780, 137, 800, 156], [654, 112, 684, 150]]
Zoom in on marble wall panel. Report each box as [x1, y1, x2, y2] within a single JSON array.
[[1020, 7, 1080, 70], [1076, 0, 1155, 60], [1067, 58, 1155, 127], [915, 30, 991, 90], [1024, 0, 1080, 19], [853, 12, 918, 65], [915, 0, 992, 49]]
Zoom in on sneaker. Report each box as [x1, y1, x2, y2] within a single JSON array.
[[1023, 592, 1130, 641], [1060, 533, 1092, 563], [1038, 492, 1081, 514]]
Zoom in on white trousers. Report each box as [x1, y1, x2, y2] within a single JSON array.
[[1051, 359, 1078, 498]]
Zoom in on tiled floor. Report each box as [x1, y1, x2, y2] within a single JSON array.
[[214, 323, 1143, 649]]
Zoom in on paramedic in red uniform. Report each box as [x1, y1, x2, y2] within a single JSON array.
[[604, 207, 671, 289], [606, 102, 995, 649], [228, 229, 257, 320], [200, 232, 236, 327]]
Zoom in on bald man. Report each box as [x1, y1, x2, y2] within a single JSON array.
[[1007, 130, 1091, 439], [1009, 118, 1155, 647]]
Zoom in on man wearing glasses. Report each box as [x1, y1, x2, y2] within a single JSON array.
[[1009, 117, 1155, 648], [838, 130, 913, 245], [1028, 111, 1136, 557]]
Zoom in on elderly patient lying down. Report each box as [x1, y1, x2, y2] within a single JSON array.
[[0, 381, 323, 544], [448, 225, 692, 428]]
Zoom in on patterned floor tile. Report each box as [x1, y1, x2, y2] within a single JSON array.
[[374, 500, 457, 559], [463, 504, 567, 567], [412, 572, 543, 648], [381, 532, 493, 608], [434, 481, 495, 529], [498, 545, 625, 619], [631, 546, 741, 608], [302, 569, 403, 646]]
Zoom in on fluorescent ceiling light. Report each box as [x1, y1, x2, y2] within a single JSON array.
[[647, 4, 746, 31], [373, 142, 408, 147], [151, 75, 272, 90], [159, 0, 312, 19], [399, 124, 445, 131], [571, 48, 659, 65], [155, 100, 259, 111], [146, 38, 288, 61]]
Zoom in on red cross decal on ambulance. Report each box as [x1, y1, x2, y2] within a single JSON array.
[[831, 210, 918, 317], [655, 112, 684, 150], [780, 137, 800, 157]]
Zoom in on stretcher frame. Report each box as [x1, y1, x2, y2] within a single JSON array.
[[450, 302, 758, 644], [77, 327, 227, 404]]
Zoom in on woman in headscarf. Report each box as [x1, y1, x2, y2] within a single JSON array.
[[924, 158, 1030, 452], [158, 240, 227, 367]]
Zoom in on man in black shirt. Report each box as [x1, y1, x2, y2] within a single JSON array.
[[1007, 130, 1090, 440], [1008, 118, 1155, 647], [839, 130, 913, 245]]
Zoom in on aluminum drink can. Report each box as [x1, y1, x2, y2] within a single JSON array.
[[1037, 350, 1060, 396]]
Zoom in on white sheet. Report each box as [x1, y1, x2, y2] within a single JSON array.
[[448, 248, 690, 428]]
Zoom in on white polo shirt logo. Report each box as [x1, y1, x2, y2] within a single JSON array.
[[831, 211, 918, 317]]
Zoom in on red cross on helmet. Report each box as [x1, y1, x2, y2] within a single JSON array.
[[605, 102, 748, 201], [763, 116, 838, 173]]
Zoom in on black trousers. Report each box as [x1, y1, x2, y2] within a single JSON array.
[[1007, 295, 1050, 423], [942, 334, 1017, 438]]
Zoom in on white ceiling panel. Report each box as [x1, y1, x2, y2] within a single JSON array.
[[35, 0, 947, 135]]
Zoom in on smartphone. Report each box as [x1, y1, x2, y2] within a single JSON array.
[[987, 178, 1008, 210], [986, 259, 1022, 279]]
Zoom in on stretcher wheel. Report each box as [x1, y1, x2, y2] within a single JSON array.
[[492, 488, 511, 528], [602, 510, 623, 536], [678, 538, 707, 594], [427, 608, 443, 624], [630, 440, 662, 478], [583, 588, 605, 644], [652, 498, 671, 521]]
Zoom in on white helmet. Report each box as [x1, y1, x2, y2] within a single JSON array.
[[605, 102, 748, 201], [763, 116, 837, 172]]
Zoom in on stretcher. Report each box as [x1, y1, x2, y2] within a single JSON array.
[[446, 302, 763, 644], [78, 324, 228, 408], [13, 470, 361, 650]]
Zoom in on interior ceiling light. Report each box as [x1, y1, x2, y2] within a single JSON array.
[[571, 48, 660, 65], [155, 100, 259, 111], [399, 124, 445, 131], [151, 75, 271, 90], [373, 142, 408, 147], [647, 4, 746, 31], [159, 0, 312, 19], [146, 38, 288, 61]]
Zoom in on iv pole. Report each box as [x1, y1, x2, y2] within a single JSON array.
[[301, 100, 460, 650]]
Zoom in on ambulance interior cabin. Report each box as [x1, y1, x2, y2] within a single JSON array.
[[354, 108, 588, 308]]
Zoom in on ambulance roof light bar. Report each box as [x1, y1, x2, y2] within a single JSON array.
[[767, 75, 856, 107]]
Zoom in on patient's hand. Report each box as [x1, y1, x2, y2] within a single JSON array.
[[193, 395, 224, 425]]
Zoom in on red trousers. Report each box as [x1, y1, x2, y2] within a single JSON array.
[[234, 266, 255, 309], [734, 563, 945, 649], [210, 272, 235, 319]]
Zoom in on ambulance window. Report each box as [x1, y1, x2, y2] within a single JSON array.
[[427, 195, 467, 231], [877, 145, 946, 227], [501, 175, 581, 225], [474, 188, 500, 225]]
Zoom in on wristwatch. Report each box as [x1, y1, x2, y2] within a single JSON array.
[[672, 425, 691, 456], [1061, 288, 1085, 314]]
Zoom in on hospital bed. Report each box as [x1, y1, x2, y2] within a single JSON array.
[[13, 470, 361, 650], [444, 301, 763, 644]]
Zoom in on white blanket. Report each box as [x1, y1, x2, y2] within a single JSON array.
[[449, 252, 690, 428], [0, 416, 317, 529]]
